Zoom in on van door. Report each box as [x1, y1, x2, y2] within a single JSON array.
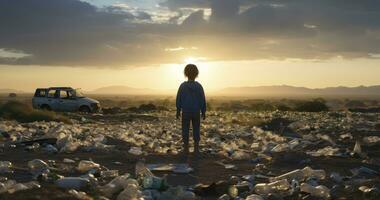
[[58, 90, 77, 112], [47, 89, 60, 110]]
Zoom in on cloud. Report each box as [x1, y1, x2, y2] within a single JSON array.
[[159, 0, 210, 10], [0, 0, 380, 67]]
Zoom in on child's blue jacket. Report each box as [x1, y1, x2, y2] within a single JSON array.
[[176, 81, 206, 114]]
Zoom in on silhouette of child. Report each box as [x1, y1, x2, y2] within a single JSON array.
[[176, 64, 206, 155]]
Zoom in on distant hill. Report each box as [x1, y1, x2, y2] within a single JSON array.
[[89, 84, 380, 96], [90, 86, 157, 95], [0, 89, 24, 94], [216, 85, 380, 97]]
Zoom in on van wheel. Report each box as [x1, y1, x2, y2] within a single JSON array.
[[40, 104, 51, 111], [79, 106, 91, 113]]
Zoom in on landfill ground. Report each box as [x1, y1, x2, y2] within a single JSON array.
[[0, 110, 380, 199]]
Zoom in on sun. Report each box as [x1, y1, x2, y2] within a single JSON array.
[[184, 57, 198, 64], [183, 56, 207, 65]]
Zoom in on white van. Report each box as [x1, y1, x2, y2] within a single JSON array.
[[32, 87, 100, 113]]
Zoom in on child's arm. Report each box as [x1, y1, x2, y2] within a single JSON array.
[[200, 85, 206, 119], [176, 84, 183, 119]]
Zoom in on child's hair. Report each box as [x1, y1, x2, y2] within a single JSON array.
[[184, 64, 199, 80]]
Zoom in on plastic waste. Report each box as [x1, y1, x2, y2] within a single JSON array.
[[351, 166, 379, 178], [68, 189, 92, 200], [0, 180, 40, 194], [158, 186, 196, 200], [60, 140, 80, 153], [19, 138, 57, 146], [63, 158, 76, 163], [77, 160, 100, 172], [300, 183, 330, 199], [359, 186, 380, 199], [24, 142, 40, 151], [99, 174, 131, 197], [306, 146, 340, 157], [55, 177, 90, 189], [231, 151, 250, 160], [142, 175, 168, 190], [101, 170, 119, 178], [330, 172, 343, 183], [215, 161, 237, 170], [302, 166, 326, 180], [363, 136, 380, 146], [246, 194, 264, 200], [117, 183, 142, 200], [135, 160, 154, 177], [270, 166, 326, 182], [352, 140, 366, 158], [0, 180, 17, 194], [81, 173, 98, 186], [128, 147, 143, 156], [218, 194, 230, 200], [228, 181, 252, 198], [27, 159, 49, 176], [7, 181, 40, 194], [44, 144, 58, 154], [0, 161, 12, 174], [146, 163, 193, 174], [254, 179, 290, 195], [271, 143, 289, 153]]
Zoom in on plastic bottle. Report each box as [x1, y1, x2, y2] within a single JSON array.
[[302, 166, 326, 180], [135, 160, 153, 177], [0, 180, 17, 194], [27, 159, 49, 176], [246, 194, 264, 200], [269, 169, 304, 182], [116, 184, 142, 200], [0, 161, 12, 173], [270, 166, 326, 182], [7, 181, 40, 194], [100, 170, 119, 178], [99, 174, 131, 197], [254, 179, 290, 195], [68, 189, 92, 200], [218, 194, 230, 200], [142, 175, 168, 190], [352, 140, 366, 158], [7, 183, 29, 194], [300, 183, 330, 199], [77, 160, 100, 173], [55, 177, 90, 189], [228, 181, 252, 198], [44, 144, 58, 154]]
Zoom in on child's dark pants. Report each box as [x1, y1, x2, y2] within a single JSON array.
[[181, 112, 200, 146]]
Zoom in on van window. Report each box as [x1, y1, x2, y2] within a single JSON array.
[[60, 90, 69, 99], [34, 89, 47, 97], [48, 90, 58, 98]]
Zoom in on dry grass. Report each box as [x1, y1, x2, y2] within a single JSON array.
[[0, 101, 70, 123]]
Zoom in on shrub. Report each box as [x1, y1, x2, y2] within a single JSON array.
[[294, 99, 329, 112], [0, 101, 70, 123], [276, 104, 292, 111], [250, 102, 276, 111], [345, 100, 366, 108]]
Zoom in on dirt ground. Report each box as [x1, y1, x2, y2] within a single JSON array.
[[0, 134, 379, 200], [1, 112, 380, 200]]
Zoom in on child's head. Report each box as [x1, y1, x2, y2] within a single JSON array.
[[184, 64, 199, 81]]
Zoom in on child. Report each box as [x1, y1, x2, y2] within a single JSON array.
[[176, 64, 206, 155]]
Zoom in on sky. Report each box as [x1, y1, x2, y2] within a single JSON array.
[[1, 0, 380, 92]]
